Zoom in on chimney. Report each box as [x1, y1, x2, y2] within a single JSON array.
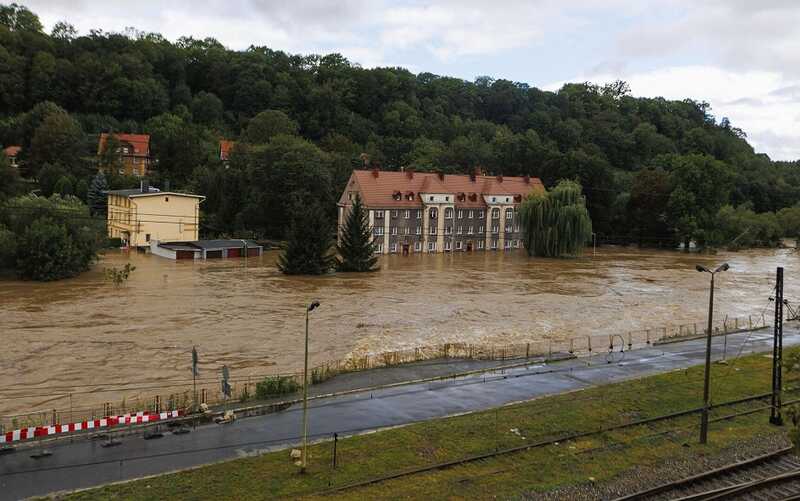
[[371, 168, 379, 178], [496, 175, 503, 183], [140, 179, 150, 193], [406, 168, 414, 179], [523, 174, 530, 184], [437, 172, 445, 181], [469, 172, 476, 182], [400, 166, 405, 172]]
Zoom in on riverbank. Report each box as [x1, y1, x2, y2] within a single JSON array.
[[57, 335, 799, 500]]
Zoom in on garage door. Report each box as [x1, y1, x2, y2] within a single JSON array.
[[206, 250, 223, 259], [176, 250, 194, 260], [227, 248, 242, 258], [247, 247, 260, 257]]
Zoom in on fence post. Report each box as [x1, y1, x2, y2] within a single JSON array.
[[694, 323, 697, 336], [646, 329, 650, 345], [627, 332, 632, 351], [569, 338, 574, 354], [526, 343, 530, 359]]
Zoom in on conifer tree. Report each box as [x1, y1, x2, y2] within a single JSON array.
[[278, 202, 335, 275], [337, 194, 378, 272], [87, 171, 108, 216]]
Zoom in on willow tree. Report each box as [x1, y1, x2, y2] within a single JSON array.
[[519, 180, 593, 257]]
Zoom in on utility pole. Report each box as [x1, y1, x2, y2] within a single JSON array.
[[696, 263, 729, 444], [771, 267, 784, 425]]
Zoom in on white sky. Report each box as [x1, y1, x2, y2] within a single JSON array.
[[24, 0, 800, 161]]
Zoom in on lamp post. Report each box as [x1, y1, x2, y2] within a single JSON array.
[[301, 300, 321, 473], [696, 263, 730, 444]]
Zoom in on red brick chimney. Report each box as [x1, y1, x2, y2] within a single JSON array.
[[372, 168, 379, 178]]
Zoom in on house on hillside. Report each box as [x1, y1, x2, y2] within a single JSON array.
[[97, 133, 152, 177], [3, 145, 21, 168], [150, 239, 262, 260], [219, 140, 235, 164], [107, 183, 204, 248], [337, 169, 544, 254]]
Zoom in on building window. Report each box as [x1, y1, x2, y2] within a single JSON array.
[[506, 197, 510, 203], [457, 209, 464, 219], [505, 208, 513, 219], [492, 225, 499, 234], [430, 208, 438, 219], [491, 239, 498, 249], [492, 197, 496, 202], [165, 197, 169, 202], [416, 226, 422, 235], [477, 240, 484, 250], [456, 226, 463, 235], [429, 196, 434, 202], [145, 233, 151, 242], [478, 226, 485, 234], [456, 241, 462, 250], [514, 240, 520, 248], [404, 210, 410, 219], [444, 208, 453, 219], [416, 209, 422, 219], [430, 226, 437, 235], [445, 196, 449, 201], [392, 210, 399, 218], [414, 242, 422, 251], [375, 211, 384, 219], [492, 208, 500, 219], [390, 243, 398, 253], [428, 241, 436, 251], [468, 226, 474, 234], [505, 225, 513, 233], [404, 227, 410, 235], [504, 240, 512, 249], [391, 227, 398, 235], [515, 223, 521, 232], [444, 241, 452, 251], [375, 227, 384, 236], [468, 210, 474, 219], [444, 226, 452, 235], [375, 243, 383, 253], [478, 210, 485, 219]]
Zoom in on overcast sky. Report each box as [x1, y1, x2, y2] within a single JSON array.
[[25, 0, 800, 161]]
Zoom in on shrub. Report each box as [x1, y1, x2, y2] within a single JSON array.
[[255, 376, 300, 400]]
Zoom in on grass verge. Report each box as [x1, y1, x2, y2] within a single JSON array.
[[65, 349, 796, 500]]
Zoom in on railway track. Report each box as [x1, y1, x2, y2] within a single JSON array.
[[617, 446, 800, 500]]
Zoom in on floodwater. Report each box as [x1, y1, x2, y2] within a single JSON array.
[[1, 247, 798, 418]]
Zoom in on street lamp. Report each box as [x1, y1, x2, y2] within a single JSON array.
[[696, 263, 729, 444], [301, 300, 321, 473]]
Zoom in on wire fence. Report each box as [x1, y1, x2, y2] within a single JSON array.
[[0, 312, 770, 433]]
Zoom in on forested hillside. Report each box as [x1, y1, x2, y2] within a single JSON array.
[[1, 3, 799, 246]]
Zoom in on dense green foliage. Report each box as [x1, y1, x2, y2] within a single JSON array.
[[520, 180, 593, 257], [277, 202, 335, 275], [1, 4, 799, 247], [0, 194, 104, 280], [255, 375, 300, 399], [337, 194, 378, 272]]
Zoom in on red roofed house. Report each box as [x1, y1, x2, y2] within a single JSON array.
[[97, 133, 152, 177], [219, 140, 235, 163], [3, 146, 21, 168], [337, 169, 545, 254]]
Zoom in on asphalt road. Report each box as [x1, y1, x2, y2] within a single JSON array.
[[1, 324, 798, 500]]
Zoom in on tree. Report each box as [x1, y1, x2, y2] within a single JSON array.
[[277, 202, 335, 275], [519, 180, 593, 257], [0, 153, 20, 201], [54, 175, 74, 196], [244, 110, 299, 144], [337, 194, 378, 272], [28, 111, 85, 178], [0, 195, 103, 280], [628, 168, 672, 246], [87, 171, 109, 216], [667, 154, 733, 247], [191, 91, 224, 126]]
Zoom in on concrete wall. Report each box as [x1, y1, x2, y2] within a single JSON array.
[[108, 194, 201, 247]]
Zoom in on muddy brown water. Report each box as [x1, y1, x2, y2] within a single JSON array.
[[1, 247, 798, 419]]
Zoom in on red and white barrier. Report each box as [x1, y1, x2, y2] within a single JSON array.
[[0, 410, 183, 444]]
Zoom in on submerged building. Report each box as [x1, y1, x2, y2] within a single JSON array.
[[337, 169, 544, 254]]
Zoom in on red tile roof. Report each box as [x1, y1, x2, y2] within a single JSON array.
[[339, 170, 544, 208], [3, 145, 21, 157], [98, 133, 150, 157], [219, 140, 235, 161]]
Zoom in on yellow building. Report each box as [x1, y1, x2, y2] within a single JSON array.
[[107, 187, 204, 247]]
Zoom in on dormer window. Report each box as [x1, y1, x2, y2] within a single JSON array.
[[445, 196, 449, 202], [392, 191, 402, 201], [429, 196, 434, 202], [406, 192, 415, 200]]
